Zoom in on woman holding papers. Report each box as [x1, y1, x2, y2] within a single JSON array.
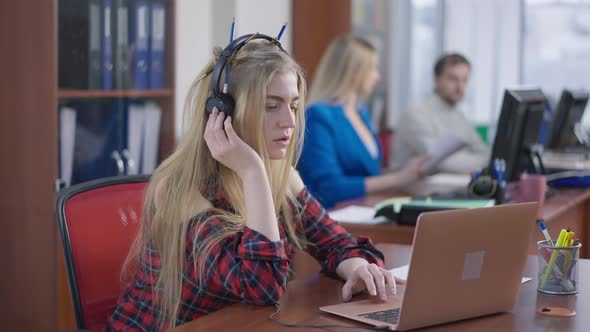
[[298, 35, 429, 208], [107, 32, 399, 331]]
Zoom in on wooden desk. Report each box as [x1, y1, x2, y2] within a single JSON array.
[[337, 188, 590, 258], [171, 244, 589, 332]]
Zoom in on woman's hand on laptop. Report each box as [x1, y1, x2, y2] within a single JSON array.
[[337, 258, 404, 302]]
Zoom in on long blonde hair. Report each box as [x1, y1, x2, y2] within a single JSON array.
[[308, 35, 377, 104], [124, 40, 307, 330]]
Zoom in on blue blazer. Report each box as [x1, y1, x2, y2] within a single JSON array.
[[298, 103, 382, 208]]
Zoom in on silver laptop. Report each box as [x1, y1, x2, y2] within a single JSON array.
[[320, 202, 537, 330]]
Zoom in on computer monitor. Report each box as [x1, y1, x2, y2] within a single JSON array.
[[489, 89, 547, 182], [545, 89, 590, 150]]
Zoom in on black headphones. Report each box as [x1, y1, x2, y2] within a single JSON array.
[[468, 174, 497, 199], [205, 33, 285, 117]]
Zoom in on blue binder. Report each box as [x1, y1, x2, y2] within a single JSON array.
[[58, 0, 89, 89], [102, 0, 113, 90], [149, 0, 166, 89], [88, 0, 103, 89], [113, 0, 130, 90], [132, 0, 150, 89]]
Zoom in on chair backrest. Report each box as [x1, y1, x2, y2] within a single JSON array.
[[378, 129, 394, 168], [56, 175, 150, 331]]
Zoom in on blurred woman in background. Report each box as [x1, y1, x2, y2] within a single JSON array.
[[298, 35, 429, 208]]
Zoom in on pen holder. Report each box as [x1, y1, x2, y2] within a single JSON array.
[[537, 240, 582, 295]]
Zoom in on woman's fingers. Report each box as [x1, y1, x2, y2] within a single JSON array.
[[204, 108, 217, 147], [206, 107, 217, 131], [224, 116, 239, 144], [358, 267, 377, 297], [368, 264, 387, 300], [341, 279, 354, 302], [213, 110, 229, 145], [342, 265, 400, 302], [383, 269, 397, 295]]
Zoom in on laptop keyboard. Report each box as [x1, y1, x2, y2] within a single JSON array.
[[359, 308, 400, 325]]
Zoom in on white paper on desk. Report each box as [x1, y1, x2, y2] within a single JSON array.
[[410, 173, 472, 196], [421, 135, 467, 173], [389, 265, 532, 284], [328, 205, 387, 224]]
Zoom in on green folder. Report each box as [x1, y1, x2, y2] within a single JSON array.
[[376, 198, 495, 214]]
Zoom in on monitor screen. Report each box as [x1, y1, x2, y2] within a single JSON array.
[[545, 89, 589, 150], [489, 89, 547, 182]]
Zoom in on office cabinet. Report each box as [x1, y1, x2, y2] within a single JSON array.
[[0, 1, 176, 331]]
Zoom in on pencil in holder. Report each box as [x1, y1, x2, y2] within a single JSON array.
[[537, 239, 582, 295]]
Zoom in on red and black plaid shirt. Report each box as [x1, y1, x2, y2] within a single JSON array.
[[107, 187, 384, 331]]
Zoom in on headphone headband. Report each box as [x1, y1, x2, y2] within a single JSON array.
[[209, 33, 284, 98]]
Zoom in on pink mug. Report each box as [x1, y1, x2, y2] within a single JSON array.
[[511, 174, 547, 217]]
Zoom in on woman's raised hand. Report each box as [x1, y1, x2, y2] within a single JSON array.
[[204, 107, 264, 177]]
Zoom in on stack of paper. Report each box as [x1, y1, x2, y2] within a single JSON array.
[[328, 205, 387, 224]]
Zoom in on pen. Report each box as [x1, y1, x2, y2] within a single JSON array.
[[501, 160, 506, 184], [538, 223, 564, 279], [541, 228, 567, 289], [567, 232, 575, 247], [497, 159, 506, 187], [563, 231, 575, 275], [277, 21, 288, 41], [223, 18, 236, 94], [229, 17, 236, 42], [538, 220, 553, 246], [493, 159, 499, 179]]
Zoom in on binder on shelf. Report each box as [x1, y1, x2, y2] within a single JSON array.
[[102, 0, 114, 90], [59, 106, 77, 187], [59, 0, 89, 89], [88, 0, 103, 89], [141, 101, 162, 174], [114, 0, 130, 90], [131, 0, 150, 89], [149, 0, 166, 89]]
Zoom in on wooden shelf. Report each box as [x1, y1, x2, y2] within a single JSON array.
[[58, 89, 173, 99]]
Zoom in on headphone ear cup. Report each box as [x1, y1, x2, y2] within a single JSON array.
[[206, 94, 236, 117], [468, 175, 498, 198]]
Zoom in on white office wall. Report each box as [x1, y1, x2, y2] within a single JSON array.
[[235, 0, 292, 52], [212, 0, 236, 49], [387, 0, 411, 128], [175, 0, 292, 140], [175, 0, 213, 139], [444, 0, 521, 125], [212, 0, 292, 50]]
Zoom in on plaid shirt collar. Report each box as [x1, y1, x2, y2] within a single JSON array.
[[205, 178, 234, 211]]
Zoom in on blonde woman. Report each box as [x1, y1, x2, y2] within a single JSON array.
[[107, 37, 399, 331], [298, 35, 429, 208]]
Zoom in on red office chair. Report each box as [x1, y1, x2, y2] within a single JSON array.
[[56, 175, 150, 332], [378, 129, 394, 168]]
